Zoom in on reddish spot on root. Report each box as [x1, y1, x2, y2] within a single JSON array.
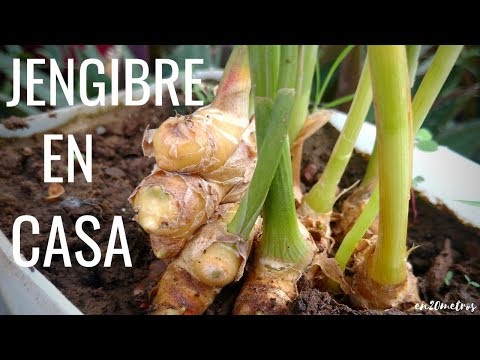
[[219, 72, 238, 96]]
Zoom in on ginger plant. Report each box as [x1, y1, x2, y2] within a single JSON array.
[[150, 82, 297, 315], [129, 45, 256, 259], [129, 44, 465, 315], [330, 46, 464, 309], [344, 45, 420, 309], [298, 45, 462, 310], [234, 45, 317, 315]]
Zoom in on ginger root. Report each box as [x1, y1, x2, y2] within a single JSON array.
[[349, 241, 420, 310], [129, 46, 255, 259], [233, 221, 317, 315], [150, 204, 261, 315]]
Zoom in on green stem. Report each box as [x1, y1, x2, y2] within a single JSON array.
[[247, 45, 280, 100], [228, 46, 296, 240], [227, 88, 295, 239], [322, 93, 355, 109], [406, 45, 421, 86], [335, 186, 379, 271], [259, 138, 309, 263], [277, 46, 298, 90], [312, 45, 355, 110], [412, 45, 463, 133], [314, 59, 321, 109], [266, 46, 280, 100], [288, 45, 318, 141], [362, 45, 463, 187], [338, 47, 464, 273], [303, 60, 372, 214], [364, 44, 419, 187], [361, 145, 378, 187], [251, 46, 298, 145], [367, 45, 412, 285], [245, 45, 311, 264]]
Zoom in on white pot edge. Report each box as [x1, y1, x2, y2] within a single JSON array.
[[0, 230, 82, 314]]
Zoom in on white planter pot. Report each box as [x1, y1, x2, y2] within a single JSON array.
[[1, 71, 478, 314], [0, 230, 82, 314]]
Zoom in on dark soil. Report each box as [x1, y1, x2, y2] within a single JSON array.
[[3, 116, 29, 130], [0, 100, 187, 314], [1, 106, 479, 315]]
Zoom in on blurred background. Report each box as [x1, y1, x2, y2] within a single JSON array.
[[0, 45, 479, 164]]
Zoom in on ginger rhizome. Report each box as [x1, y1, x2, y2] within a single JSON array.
[[149, 204, 259, 315], [150, 85, 297, 315], [129, 45, 255, 259]]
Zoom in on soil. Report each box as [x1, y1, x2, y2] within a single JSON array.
[[3, 116, 29, 130], [0, 99, 195, 314], [1, 105, 479, 315]]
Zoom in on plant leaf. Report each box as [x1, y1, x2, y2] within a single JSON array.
[[436, 119, 480, 159], [192, 84, 207, 104], [412, 175, 425, 187], [416, 128, 433, 141], [416, 140, 438, 152], [457, 200, 480, 207], [37, 45, 64, 65], [470, 281, 480, 288], [228, 89, 295, 239], [322, 93, 355, 109], [444, 271, 453, 286], [83, 44, 103, 60], [312, 45, 354, 109], [5, 45, 22, 56], [167, 45, 212, 73], [0, 92, 41, 116]]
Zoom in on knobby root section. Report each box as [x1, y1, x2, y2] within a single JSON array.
[[349, 242, 420, 310], [150, 204, 262, 315], [233, 222, 317, 315]]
